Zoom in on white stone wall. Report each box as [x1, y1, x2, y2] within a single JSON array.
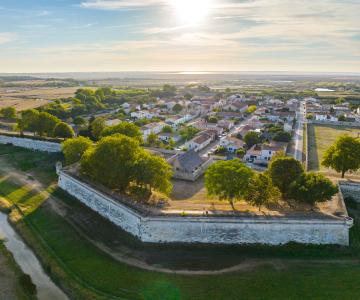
[[58, 171, 352, 246], [0, 135, 61, 153]]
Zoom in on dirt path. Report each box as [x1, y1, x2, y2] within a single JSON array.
[[0, 156, 358, 276]]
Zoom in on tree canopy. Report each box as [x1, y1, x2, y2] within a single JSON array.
[[268, 156, 304, 195], [322, 135, 360, 178], [101, 121, 142, 143], [90, 117, 106, 140], [61, 136, 93, 165], [244, 173, 279, 211], [244, 131, 261, 148], [80, 134, 172, 195], [54, 122, 75, 138], [205, 160, 254, 210], [288, 172, 338, 205], [172, 103, 183, 114], [0, 106, 16, 118]]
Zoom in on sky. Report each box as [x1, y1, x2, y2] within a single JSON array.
[[0, 0, 359, 73]]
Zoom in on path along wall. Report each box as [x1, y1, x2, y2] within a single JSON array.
[[0, 135, 61, 153], [58, 171, 353, 246]]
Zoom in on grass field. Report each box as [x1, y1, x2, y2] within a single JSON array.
[[307, 124, 360, 171]]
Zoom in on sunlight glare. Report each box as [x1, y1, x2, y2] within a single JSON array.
[[171, 0, 212, 26]]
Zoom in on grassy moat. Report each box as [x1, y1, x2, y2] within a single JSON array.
[[0, 144, 360, 299]]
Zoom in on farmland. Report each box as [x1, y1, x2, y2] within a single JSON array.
[[0, 87, 80, 111]]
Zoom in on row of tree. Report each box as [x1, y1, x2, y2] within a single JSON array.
[[62, 134, 173, 196], [17, 109, 74, 138], [205, 155, 337, 211]]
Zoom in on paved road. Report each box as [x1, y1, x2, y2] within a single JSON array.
[[293, 101, 306, 162]]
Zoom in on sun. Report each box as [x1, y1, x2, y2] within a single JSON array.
[[171, 0, 212, 26]]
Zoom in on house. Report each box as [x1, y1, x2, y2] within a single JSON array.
[[217, 111, 243, 119], [185, 133, 213, 152], [220, 136, 245, 153], [245, 142, 287, 165], [223, 102, 248, 112], [141, 122, 166, 138], [218, 120, 234, 130], [315, 113, 338, 122], [235, 125, 255, 139], [131, 110, 155, 120], [166, 115, 193, 128], [168, 150, 213, 181]]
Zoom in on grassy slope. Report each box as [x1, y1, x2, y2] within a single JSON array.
[[1, 144, 360, 299]]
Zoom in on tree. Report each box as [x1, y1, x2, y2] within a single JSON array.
[[306, 113, 313, 120], [73, 116, 86, 126], [146, 132, 158, 147], [136, 152, 173, 195], [0, 106, 16, 118], [80, 135, 141, 191], [17, 109, 39, 135], [335, 97, 345, 104], [184, 93, 193, 100], [205, 160, 254, 210], [246, 105, 257, 114], [207, 116, 218, 123], [244, 173, 279, 211], [268, 156, 304, 195], [36, 112, 61, 136], [162, 84, 177, 97], [288, 172, 338, 205], [322, 135, 360, 178], [172, 103, 183, 114], [236, 148, 246, 158], [273, 131, 291, 142], [180, 126, 199, 141], [338, 114, 346, 121], [101, 121, 142, 143], [244, 131, 261, 148], [90, 117, 106, 140], [162, 125, 173, 133], [53, 122, 75, 138], [61, 136, 92, 165]]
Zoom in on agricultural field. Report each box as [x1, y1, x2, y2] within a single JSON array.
[[307, 124, 360, 172], [0, 87, 79, 111]]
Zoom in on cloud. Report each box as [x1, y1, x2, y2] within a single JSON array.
[[80, 0, 166, 10], [0, 32, 16, 44]]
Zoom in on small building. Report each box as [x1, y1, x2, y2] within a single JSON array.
[[168, 150, 213, 181], [185, 133, 213, 152], [220, 136, 245, 153], [141, 122, 165, 138], [245, 142, 287, 165]]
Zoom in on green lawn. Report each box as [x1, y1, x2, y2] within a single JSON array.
[[307, 124, 360, 171], [2, 144, 360, 299]]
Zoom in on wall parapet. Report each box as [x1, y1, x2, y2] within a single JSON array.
[[0, 135, 61, 152], [58, 171, 352, 246]]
